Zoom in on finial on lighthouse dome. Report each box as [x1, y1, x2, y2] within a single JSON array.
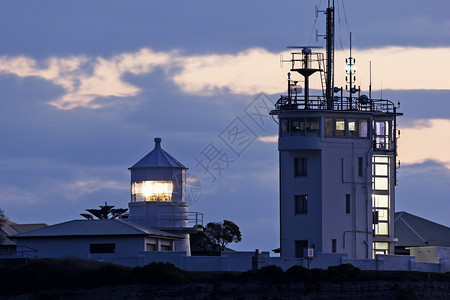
[[154, 137, 162, 149]]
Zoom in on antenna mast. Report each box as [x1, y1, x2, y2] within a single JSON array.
[[325, 0, 335, 109]]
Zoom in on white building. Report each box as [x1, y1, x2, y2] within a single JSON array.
[[126, 137, 203, 255], [11, 219, 182, 259], [270, 4, 401, 260]]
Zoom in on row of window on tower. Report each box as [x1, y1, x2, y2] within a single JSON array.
[[280, 117, 394, 150], [294, 157, 365, 178], [294, 194, 351, 215]]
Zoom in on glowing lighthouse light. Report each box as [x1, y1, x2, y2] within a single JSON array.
[[132, 181, 173, 202]]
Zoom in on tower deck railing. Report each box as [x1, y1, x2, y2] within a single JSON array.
[[154, 212, 204, 229], [274, 95, 397, 114]]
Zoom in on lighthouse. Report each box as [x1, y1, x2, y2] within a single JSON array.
[[271, 2, 401, 259], [126, 137, 203, 256]]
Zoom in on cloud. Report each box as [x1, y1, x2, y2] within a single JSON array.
[[0, 49, 172, 109], [172, 48, 285, 95], [258, 135, 277, 143], [398, 119, 450, 169], [1, 46, 450, 110]]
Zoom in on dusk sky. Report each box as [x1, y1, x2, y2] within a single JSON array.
[[1, 0, 449, 252]]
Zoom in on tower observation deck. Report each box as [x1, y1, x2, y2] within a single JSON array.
[[271, 2, 401, 259]]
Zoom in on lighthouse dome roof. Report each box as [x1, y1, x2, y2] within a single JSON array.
[[129, 137, 186, 169]]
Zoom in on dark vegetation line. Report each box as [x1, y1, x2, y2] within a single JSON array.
[[0, 258, 448, 296]]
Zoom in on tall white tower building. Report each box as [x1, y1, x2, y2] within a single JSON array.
[[126, 137, 202, 256], [271, 3, 401, 259]]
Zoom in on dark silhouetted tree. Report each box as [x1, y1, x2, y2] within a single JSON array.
[[81, 202, 128, 220], [191, 220, 242, 255]]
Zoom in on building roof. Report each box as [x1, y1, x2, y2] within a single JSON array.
[[1, 218, 47, 245], [129, 137, 186, 169], [11, 219, 182, 239], [395, 211, 450, 247]]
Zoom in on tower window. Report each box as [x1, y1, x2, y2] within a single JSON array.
[[325, 118, 334, 137], [306, 118, 320, 136], [348, 119, 357, 137], [345, 194, 351, 214], [332, 239, 337, 253], [358, 157, 363, 177], [281, 119, 289, 136], [294, 157, 307, 177], [295, 240, 308, 258], [335, 119, 345, 136], [295, 195, 308, 214], [291, 118, 305, 135], [359, 119, 368, 137]]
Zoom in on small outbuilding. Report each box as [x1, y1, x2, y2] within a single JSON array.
[[11, 219, 182, 259]]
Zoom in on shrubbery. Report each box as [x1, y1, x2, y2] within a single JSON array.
[[0, 258, 188, 295], [1, 259, 448, 296], [130, 262, 190, 285]]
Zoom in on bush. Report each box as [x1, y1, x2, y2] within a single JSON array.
[[130, 262, 190, 285], [286, 265, 309, 280], [325, 264, 361, 281]]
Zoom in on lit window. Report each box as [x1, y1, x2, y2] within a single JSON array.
[[295, 195, 308, 214], [336, 119, 345, 136], [348, 119, 357, 137], [375, 164, 388, 176], [373, 242, 389, 258], [374, 177, 388, 191], [132, 181, 173, 202], [374, 222, 389, 235], [373, 195, 389, 208]]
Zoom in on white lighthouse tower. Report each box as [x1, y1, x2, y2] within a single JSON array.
[[126, 137, 202, 256], [271, 2, 401, 259]]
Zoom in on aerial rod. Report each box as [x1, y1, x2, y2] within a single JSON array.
[[369, 61, 372, 100], [325, 0, 335, 110]]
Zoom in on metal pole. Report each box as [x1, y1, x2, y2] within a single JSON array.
[[326, 0, 335, 109]]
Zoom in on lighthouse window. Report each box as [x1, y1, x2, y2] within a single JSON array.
[[132, 181, 173, 202], [335, 119, 345, 136], [295, 195, 308, 214]]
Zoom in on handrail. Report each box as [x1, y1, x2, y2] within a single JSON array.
[[274, 95, 397, 114], [16, 246, 38, 259]]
